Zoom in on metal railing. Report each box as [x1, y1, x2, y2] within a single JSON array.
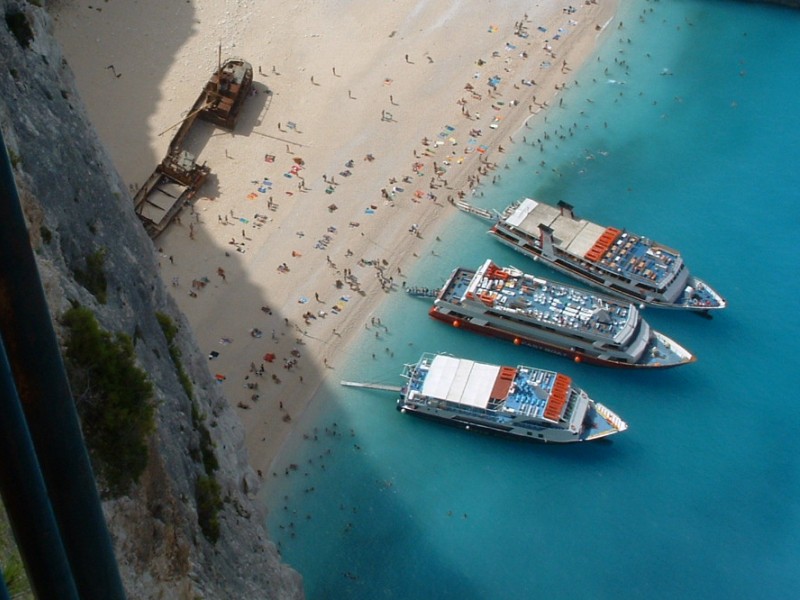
[[0, 133, 126, 598]]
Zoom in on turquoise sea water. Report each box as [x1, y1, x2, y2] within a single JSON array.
[[265, 1, 800, 598]]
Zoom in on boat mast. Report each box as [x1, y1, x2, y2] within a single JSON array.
[[213, 42, 222, 94]]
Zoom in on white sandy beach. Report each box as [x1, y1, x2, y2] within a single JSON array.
[[51, 0, 618, 480]]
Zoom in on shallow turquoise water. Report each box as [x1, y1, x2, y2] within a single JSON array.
[[265, 1, 800, 598]]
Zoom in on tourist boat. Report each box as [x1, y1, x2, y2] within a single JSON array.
[[199, 57, 253, 130], [423, 259, 695, 368], [398, 353, 627, 443], [458, 198, 726, 312]]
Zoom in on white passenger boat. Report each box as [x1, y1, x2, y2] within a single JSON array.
[[398, 353, 627, 443], [459, 198, 726, 312]]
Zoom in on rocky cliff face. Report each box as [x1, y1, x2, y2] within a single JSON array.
[[0, 2, 302, 598]]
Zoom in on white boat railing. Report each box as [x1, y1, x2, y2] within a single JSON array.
[[454, 200, 496, 222], [340, 381, 403, 393]]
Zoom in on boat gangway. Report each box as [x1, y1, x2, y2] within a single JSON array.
[[340, 381, 403, 393], [405, 286, 439, 298], [455, 199, 496, 222]]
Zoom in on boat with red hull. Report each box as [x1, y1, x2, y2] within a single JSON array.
[[420, 259, 695, 369]]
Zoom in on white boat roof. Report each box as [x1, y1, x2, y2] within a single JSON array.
[[506, 198, 607, 258], [501, 199, 692, 290], [421, 355, 500, 409]]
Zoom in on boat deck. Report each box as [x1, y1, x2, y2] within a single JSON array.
[[502, 365, 567, 421], [590, 231, 679, 285], [502, 198, 680, 286], [405, 354, 575, 424], [440, 260, 634, 342]]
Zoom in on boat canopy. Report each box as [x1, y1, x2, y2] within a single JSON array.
[[543, 373, 572, 421], [422, 355, 500, 409], [502, 198, 613, 260], [506, 198, 539, 227]]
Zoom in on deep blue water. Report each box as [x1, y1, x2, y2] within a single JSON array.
[[264, 1, 800, 598]]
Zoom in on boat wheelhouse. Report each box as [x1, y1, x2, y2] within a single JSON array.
[[199, 58, 253, 130]]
